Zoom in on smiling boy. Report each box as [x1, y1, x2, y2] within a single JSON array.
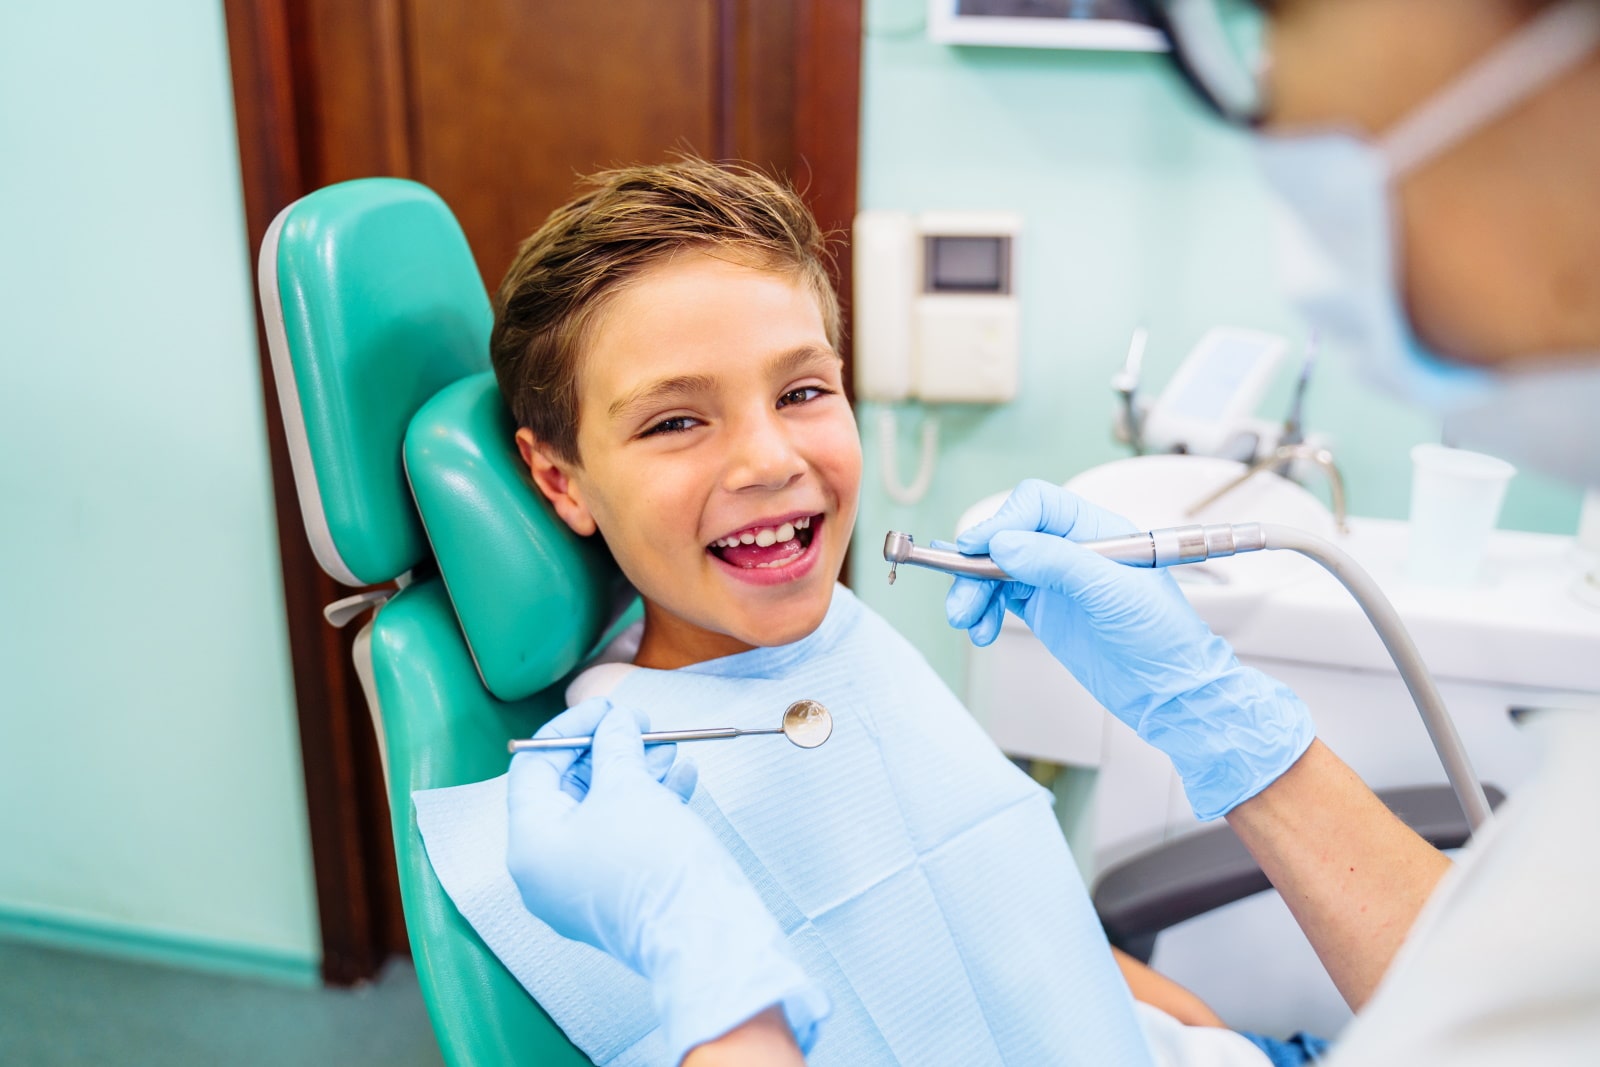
[[492, 170, 858, 667], [450, 157, 1262, 1064]]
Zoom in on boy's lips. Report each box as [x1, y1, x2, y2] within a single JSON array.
[[706, 514, 825, 587]]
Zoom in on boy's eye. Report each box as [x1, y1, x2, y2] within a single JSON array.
[[640, 415, 700, 438], [778, 385, 831, 408]]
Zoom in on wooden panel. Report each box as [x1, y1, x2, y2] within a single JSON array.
[[299, 0, 416, 181], [727, 0, 798, 174], [796, 0, 863, 384], [406, 0, 720, 286]]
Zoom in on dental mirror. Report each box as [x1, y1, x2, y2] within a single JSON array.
[[775, 699, 833, 748], [508, 699, 833, 753]]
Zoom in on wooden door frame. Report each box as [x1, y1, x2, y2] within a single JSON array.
[[224, 0, 861, 985]]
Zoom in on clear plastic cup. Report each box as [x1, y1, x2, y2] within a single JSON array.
[[1577, 488, 1600, 557], [1406, 444, 1516, 587]]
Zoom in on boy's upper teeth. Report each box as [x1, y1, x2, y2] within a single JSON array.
[[715, 515, 811, 548]]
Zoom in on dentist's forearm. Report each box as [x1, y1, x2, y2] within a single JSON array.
[[680, 1006, 804, 1067], [1224, 739, 1452, 1010]]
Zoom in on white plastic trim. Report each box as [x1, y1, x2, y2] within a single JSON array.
[[259, 203, 363, 587], [323, 589, 392, 628], [925, 0, 1165, 52], [351, 621, 390, 797]]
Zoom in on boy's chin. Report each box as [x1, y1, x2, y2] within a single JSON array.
[[728, 592, 833, 649]]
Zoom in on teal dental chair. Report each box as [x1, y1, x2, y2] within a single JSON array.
[[259, 177, 630, 1065]]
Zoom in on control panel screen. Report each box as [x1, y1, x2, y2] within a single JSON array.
[[1167, 335, 1272, 421], [925, 236, 1011, 294]]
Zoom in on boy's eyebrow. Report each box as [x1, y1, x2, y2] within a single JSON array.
[[766, 343, 841, 380], [608, 345, 840, 422], [608, 373, 718, 422]]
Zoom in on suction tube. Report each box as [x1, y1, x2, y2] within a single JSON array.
[[1257, 524, 1493, 831], [883, 525, 1494, 831]]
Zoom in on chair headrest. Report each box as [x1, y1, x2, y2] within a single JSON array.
[[406, 374, 628, 701], [260, 178, 490, 586]]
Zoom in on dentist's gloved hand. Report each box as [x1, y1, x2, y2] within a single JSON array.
[[946, 479, 1314, 820], [506, 697, 828, 1063]]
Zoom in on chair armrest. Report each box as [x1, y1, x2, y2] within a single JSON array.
[[1092, 783, 1506, 963]]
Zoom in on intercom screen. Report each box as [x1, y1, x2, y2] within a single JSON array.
[[925, 236, 1010, 294]]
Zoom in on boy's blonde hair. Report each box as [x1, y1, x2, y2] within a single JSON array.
[[490, 157, 841, 463]]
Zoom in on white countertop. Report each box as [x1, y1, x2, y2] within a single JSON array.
[[972, 457, 1600, 697], [1187, 517, 1600, 693]]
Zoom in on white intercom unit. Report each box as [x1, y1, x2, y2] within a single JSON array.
[[853, 210, 1021, 404]]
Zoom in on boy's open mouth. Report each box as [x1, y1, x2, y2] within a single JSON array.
[[707, 514, 820, 570]]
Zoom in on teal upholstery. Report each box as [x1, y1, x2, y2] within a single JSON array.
[[259, 178, 617, 1064], [262, 178, 491, 586], [367, 579, 589, 1066], [406, 374, 628, 702]]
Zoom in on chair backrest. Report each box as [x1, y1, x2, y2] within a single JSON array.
[[406, 373, 627, 701], [260, 177, 625, 1065]]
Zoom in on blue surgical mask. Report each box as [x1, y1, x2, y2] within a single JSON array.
[[1253, 0, 1600, 487]]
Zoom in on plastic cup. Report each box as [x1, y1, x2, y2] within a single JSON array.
[[1577, 488, 1600, 557], [1406, 444, 1516, 587]]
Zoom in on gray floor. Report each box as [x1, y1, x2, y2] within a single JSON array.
[[0, 940, 445, 1066]]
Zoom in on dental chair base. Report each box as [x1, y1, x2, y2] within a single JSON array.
[[1093, 783, 1506, 964]]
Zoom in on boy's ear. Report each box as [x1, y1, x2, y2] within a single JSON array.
[[515, 428, 597, 537]]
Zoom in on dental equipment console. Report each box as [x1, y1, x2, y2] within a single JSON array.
[[883, 527, 1495, 832], [1115, 327, 1300, 462]]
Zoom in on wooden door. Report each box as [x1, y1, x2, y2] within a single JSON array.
[[224, 0, 862, 985]]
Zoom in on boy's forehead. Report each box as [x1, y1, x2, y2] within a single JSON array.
[[577, 254, 835, 399]]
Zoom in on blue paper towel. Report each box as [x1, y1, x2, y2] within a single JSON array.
[[414, 586, 1155, 1066]]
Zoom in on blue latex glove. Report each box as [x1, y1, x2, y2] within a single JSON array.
[[506, 697, 828, 1062], [945, 479, 1314, 820]]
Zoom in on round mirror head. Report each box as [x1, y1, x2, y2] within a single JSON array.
[[781, 699, 833, 749]]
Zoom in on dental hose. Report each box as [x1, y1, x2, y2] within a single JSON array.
[[1256, 524, 1494, 832], [884, 524, 1495, 832]]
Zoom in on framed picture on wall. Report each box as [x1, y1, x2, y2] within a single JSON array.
[[927, 0, 1167, 52]]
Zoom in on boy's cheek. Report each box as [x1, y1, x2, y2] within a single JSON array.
[[831, 451, 865, 517]]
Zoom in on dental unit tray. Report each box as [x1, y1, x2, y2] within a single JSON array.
[[883, 525, 1495, 832]]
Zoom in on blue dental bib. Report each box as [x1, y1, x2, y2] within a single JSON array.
[[414, 587, 1153, 1066]]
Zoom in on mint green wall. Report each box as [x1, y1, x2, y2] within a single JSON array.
[[0, 3, 318, 977], [851, 0, 1582, 693]]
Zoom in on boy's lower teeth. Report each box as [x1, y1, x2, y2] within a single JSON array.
[[729, 539, 802, 569]]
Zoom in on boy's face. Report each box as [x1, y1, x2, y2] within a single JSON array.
[[519, 252, 861, 669]]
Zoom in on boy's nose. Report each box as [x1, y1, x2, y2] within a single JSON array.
[[724, 418, 805, 493]]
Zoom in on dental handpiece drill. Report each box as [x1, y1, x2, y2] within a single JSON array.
[[881, 524, 1266, 584], [881, 524, 1495, 832]]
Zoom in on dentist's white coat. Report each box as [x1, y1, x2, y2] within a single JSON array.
[[1328, 707, 1600, 1064]]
